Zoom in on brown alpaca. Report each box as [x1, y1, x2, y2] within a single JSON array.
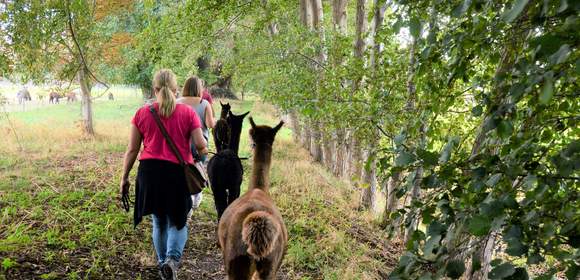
[[218, 117, 288, 280]]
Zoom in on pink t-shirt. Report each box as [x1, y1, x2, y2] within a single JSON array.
[[132, 103, 201, 164], [202, 89, 213, 104]]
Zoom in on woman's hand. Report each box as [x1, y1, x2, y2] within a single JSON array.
[[120, 178, 131, 212], [119, 124, 142, 212]]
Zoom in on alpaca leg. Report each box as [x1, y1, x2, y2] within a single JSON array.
[[256, 258, 276, 280], [227, 256, 253, 280], [211, 184, 228, 221], [227, 185, 241, 206]]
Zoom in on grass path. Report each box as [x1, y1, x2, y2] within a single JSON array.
[[0, 96, 401, 279]]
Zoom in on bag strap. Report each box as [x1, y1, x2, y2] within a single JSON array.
[[149, 105, 186, 166]]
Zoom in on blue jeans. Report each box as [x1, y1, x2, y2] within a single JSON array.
[[151, 214, 188, 265]]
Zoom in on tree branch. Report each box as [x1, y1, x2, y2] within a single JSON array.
[[65, 1, 109, 89]]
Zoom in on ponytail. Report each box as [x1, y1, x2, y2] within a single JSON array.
[[153, 69, 177, 117]]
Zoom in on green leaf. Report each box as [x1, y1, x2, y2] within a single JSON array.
[[468, 215, 491, 236], [452, 0, 472, 17], [549, 44, 570, 65], [565, 263, 579, 280], [409, 17, 421, 38], [471, 255, 482, 272], [395, 151, 415, 167], [445, 260, 465, 279], [417, 149, 439, 166], [491, 259, 503, 266], [480, 200, 504, 217], [393, 18, 403, 34], [489, 263, 516, 279], [505, 268, 529, 280], [497, 120, 513, 138], [439, 138, 458, 163], [423, 234, 441, 260], [506, 240, 528, 256], [502, 0, 529, 23], [485, 173, 502, 187], [427, 220, 445, 236], [394, 133, 406, 145], [422, 174, 439, 188], [523, 175, 538, 189], [540, 73, 554, 105], [526, 254, 545, 265], [2, 258, 17, 270], [557, 0, 569, 13], [471, 105, 483, 117]]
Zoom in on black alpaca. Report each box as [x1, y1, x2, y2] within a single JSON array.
[[213, 101, 231, 153], [227, 111, 250, 155], [208, 105, 250, 220]]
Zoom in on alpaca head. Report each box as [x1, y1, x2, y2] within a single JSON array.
[[249, 117, 284, 147], [219, 101, 231, 118], [227, 111, 250, 128]]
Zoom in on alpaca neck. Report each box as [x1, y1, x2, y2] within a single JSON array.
[[250, 144, 272, 191]]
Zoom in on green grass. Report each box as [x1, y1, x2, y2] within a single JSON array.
[[0, 92, 395, 279]]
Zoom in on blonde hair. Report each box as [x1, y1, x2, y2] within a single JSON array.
[[153, 69, 177, 117], [182, 76, 202, 97]]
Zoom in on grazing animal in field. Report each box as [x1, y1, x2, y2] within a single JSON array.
[[49, 92, 61, 104], [213, 101, 231, 153], [66, 91, 77, 103], [207, 105, 250, 221], [17, 88, 31, 105], [218, 118, 287, 280], [108, 92, 114, 100]]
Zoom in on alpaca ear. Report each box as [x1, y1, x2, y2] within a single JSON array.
[[272, 120, 284, 134], [220, 100, 224, 106], [240, 111, 250, 118], [249, 117, 256, 128]]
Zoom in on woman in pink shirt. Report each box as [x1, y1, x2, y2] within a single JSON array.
[[120, 69, 207, 279]]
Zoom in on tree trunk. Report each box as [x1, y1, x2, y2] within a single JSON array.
[[368, 0, 387, 69], [289, 111, 301, 143], [332, 0, 348, 34], [360, 143, 378, 210], [346, 0, 367, 181], [141, 85, 153, 101], [383, 172, 401, 224], [261, 0, 279, 37], [301, 119, 312, 151], [310, 121, 323, 162], [78, 68, 94, 136], [332, 129, 346, 176], [300, 0, 313, 28], [401, 34, 422, 244], [455, 22, 524, 280], [322, 129, 334, 169], [342, 131, 353, 177], [310, 0, 326, 164], [311, 0, 326, 63], [353, 0, 367, 59]]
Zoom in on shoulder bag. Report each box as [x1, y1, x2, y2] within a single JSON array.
[[149, 105, 208, 194]]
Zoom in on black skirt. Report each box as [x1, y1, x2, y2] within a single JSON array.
[[134, 159, 192, 230]]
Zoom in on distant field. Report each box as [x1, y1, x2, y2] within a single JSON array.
[[0, 84, 141, 113]]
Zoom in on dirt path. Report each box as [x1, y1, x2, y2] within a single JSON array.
[[178, 206, 226, 280], [127, 203, 227, 280]]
